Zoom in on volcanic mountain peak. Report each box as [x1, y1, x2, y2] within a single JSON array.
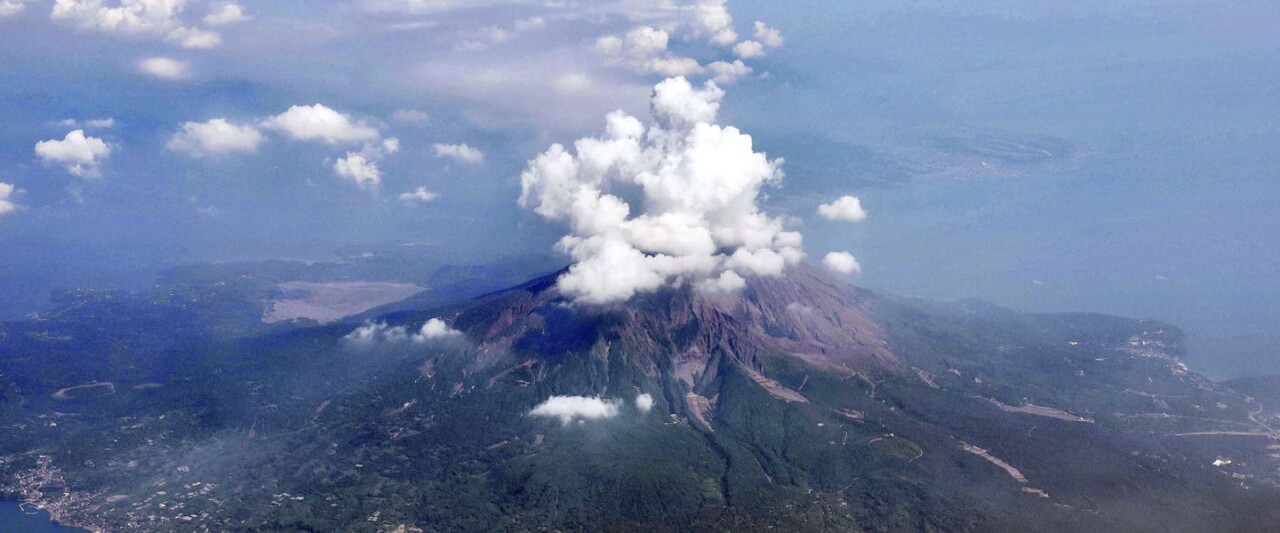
[[445, 263, 897, 406]]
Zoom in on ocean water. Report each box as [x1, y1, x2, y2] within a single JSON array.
[[0, 501, 88, 533]]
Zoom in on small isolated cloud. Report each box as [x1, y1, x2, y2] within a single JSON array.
[[823, 251, 861, 275], [635, 393, 654, 413], [333, 137, 399, 190], [707, 60, 752, 84], [343, 318, 461, 346], [51, 0, 222, 48], [333, 153, 381, 189], [416, 317, 461, 339], [59, 117, 115, 129], [262, 104, 380, 145], [391, 109, 429, 124], [35, 129, 111, 178], [203, 2, 248, 26], [0, 182, 19, 215], [817, 196, 867, 222], [733, 40, 764, 59], [137, 57, 191, 80], [753, 21, 784, 48], [399, 186, 439, 203], [529, 396, 621, 425], [0, 0, 28, 19], [167, 118, 263, 157], [433, 143, 483, 164], [519, 76, 803, 304]]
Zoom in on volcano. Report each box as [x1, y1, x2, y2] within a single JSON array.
[[3, 264, 1280, 532]]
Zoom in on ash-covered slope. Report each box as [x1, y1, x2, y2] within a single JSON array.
[[445, 264, 898, 410], [3, 265, 1280, 532]]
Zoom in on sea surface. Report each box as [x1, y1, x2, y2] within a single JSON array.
[[0, 501, 88, 532]]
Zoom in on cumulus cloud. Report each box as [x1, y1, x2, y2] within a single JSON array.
[[0, 0, 28, 18], [433, 143, 483, 164], [51, 0, 222, 48], [35, 130, 111, 178], [343, 318, 462, 346], [753, 21, 784, 48], [0, 182, 19, 215], [416, 317, 461, 339], [399, 186, 439, 203], [137, 57, 191, 80], [823, 251, 861, 275], [167, 118, 264, 157], [707, 60, 752, 84], [690, 0, 738, 45], [596, 25, 708, 78], [817, 196, 867, 222], [519, 76, 804, 304], [203, 1, 247, 26], [261, 104, 380, 145], [333, 153, 381, 189], [635, 393, 654, 412], [529, 396, 622, 425], [333, 137, 399, 190], [733, 40, 764, 59]]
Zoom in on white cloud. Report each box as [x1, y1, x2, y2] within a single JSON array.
[[626, 26, 669, 58], [519, 76, 804, 304], [529, 395, 622, 425], [733, 40, 764, 59], [817, 196, 867, 222], [51, 0, 222, 48], [59, 117, 115, 129], [333, 137, 399, 190], [597, 24, 708, 78], [333, 152, 381, 189], [433, 143, 483, 164], [753, 21, 784, 48], [203, 1, 248, 26], [0, 1, 28, 18], [137, 57, 191, 80], [707, 60, 752, 84], [35, 129, 111, 178], [166, 25, 221, 48], [261, 104, 380, 145], [689, 0, 737, 45], [399, 186, 439, 203], [0, 182, 19, 215], [415, 317, 461, 339], [166, 118, 263, 157], [823, 251, 861, 275], [635, 393, 654, 413], [344, 321, 409, 346], [390, 109, 429, 123], [343, 318, 461, 346]]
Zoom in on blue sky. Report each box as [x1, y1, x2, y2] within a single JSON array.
[[0, 0, 1276, 378]]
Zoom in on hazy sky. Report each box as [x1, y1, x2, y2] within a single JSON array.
[[0, 0, 1276, 378]]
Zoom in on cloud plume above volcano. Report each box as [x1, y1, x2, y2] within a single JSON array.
[[519, 76, 804, 304]]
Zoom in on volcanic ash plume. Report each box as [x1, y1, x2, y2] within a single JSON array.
[[519, 76, 804, 304]]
